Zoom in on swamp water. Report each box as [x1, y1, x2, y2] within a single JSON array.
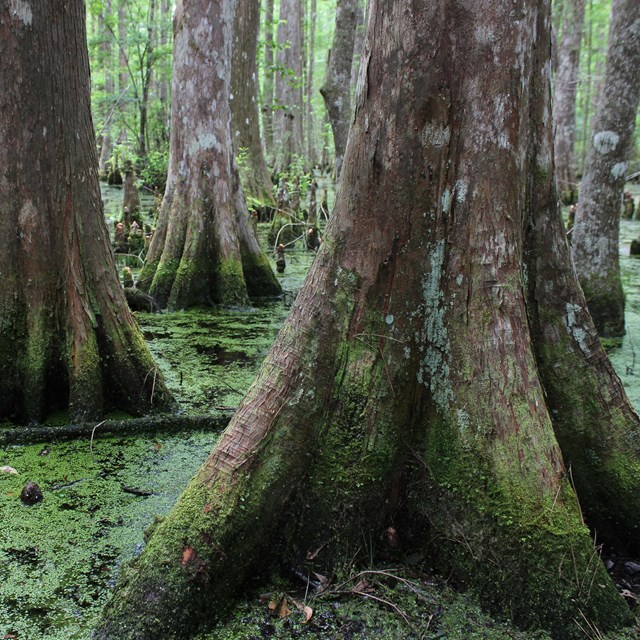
[[1, 186, 640, 639]]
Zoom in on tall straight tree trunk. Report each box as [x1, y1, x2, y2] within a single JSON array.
[[97, 0, 114, 178], [570, 0, 640, 337], [262, 0, 275, 157], [138, 0, 156, 160], [274, 0, 304, 172], [320, 0, 358, 180], [154, 0, 171, 148], [553, 0, 586, 203], [137, 0, 281, 309], [306, 0, 318, 165], [0, 0, 173, 424], [350, 0, 365, 91], [579, 0, 593, 175], [97, 1, 640, 638], [230, 0, 276, 207], [117, 0, 129, 145]]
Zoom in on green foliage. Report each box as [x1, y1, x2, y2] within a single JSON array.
[[277, 154, 313, 198], [139, 150, 169, 191]]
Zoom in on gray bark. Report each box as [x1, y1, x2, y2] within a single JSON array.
[[230, 0, 276, 206], [274, 0, 304, 171], [320, 0, 358, 180], [306, 0, 318, 165], [138, 0, 281, 309], [262, 0, 275, 155], [571, 0, 640, 337], [98, 0, 114, 177], [553, 0, 586, 203]]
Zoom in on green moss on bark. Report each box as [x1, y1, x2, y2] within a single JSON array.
[[414, 414, 633, 638], [579, 273, 625, 338], [240, 249, 282, 298]]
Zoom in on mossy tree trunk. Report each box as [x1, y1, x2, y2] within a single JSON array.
[[570, 0, 640, 338], [138, 0, 281, 310], [320, 0, 358, 180], [553, 0, 585, 204], [0, 0, 173, 425], [230, 0, 276, 208], [96, 1, 640, 638]]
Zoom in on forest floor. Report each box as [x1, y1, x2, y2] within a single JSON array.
[[0, 185, 639, 639]]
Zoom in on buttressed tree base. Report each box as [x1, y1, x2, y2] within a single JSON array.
[[0, 1, 173, 424], [97, 1, 640, 638]]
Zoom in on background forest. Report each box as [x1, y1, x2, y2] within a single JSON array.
[[85, 0, 639, 197]]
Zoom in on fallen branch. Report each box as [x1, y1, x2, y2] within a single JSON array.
[[0, 412, 233, 446]]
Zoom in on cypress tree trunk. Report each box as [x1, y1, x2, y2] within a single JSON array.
[[230, 0, 276, 207], [96, 1, 640, 638], [273, 0, 305, 172], [97, 0, 114, 179], [0, 0, 173, 424], [553, 0, 585, 204], [117, 0, 129, 146], [262, 0, 275, 157], [138, 0, 281, 309], [320, 0, 358, 179], [570, 0, 640, 338], [306, 0, 318, 165]]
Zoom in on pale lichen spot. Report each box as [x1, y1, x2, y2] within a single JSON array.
[[421, 122, 450, 148], [564, 303, 590, 356], [18, 200, 38, 243], [417, 240, 454, 410], [456, 409, 470, 435], [455, 180, 468, 204], [593, 131, 619, 155], [611, 162, 627, 179], [474, 25, 496, 44], [441, 188, 452, 214], [385, 314, 394, 325], [10, 0, 32, 25]]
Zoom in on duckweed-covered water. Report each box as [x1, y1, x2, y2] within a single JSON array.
[[1, 185, 640, 639], [0, 186, 318, 639]]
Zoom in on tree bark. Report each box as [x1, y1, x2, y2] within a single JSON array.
[[96, 1, 640, 638], [350, 0, 365, 91], [553, 0, 586, 204], [97, 0, 114, 178], [137, 0, 281, 309], [320, 0, 358, 180], [117, 0, 129, 146], [138, 0, 156, 160], [273, 0, 305, 172], [230, 0, 276, 207], [262, 0, 275, 156], [570, 0, 640, 337], [305, 0, 318, 165], [0, 0, 173, 424]]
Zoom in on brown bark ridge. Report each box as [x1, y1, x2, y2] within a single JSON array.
[[230, 0, 276, 208], [320, 0, 358, 180], [0, 0, 173, 425], [570, 0, 640, 338], [96, 1, 640, 638], [553, 0, 586, 204], [137, 0, 281, 310], [273, 0, 304, 172]]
